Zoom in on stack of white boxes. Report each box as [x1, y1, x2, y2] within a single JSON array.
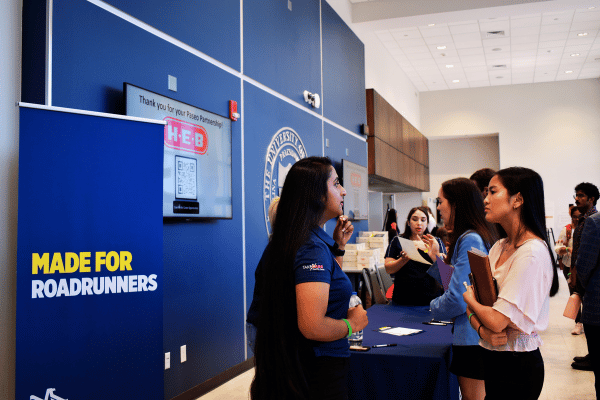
[[342, 242, 366, 271]]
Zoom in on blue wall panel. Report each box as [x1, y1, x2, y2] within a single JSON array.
[[103, 0, 240, 71], [243, 83, 323, 356], [244, 0, 321, 111], [48, 2, 245, 398], [51, 0, 238, 118], [323, 123, 368, 239], [322, 1, 366, 135]]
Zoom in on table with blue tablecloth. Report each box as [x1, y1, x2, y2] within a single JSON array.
[[348, 304, 459, 400]]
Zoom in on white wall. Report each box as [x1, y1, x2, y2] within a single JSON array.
[[391, 192, 425, 234], [0, 0, 21, 397], [324, 0, 421, 129], [423, 135, 500, 203], [420, 79, 600, 235]]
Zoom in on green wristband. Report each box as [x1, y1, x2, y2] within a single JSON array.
[[342, 318, 352, 338], [468, 313, 475, 323]]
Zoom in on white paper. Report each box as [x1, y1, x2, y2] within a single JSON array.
[[398, 237, 432, 265], [379, 327, 422, 336]]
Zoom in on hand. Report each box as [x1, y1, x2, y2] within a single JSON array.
[[347, 304, 368, 333], [422, 234, 440, 260], [480, 326, 508, 347], [557, 246, 567, 256], [462, 284, 477, 307], [333, 215, 354, 248]]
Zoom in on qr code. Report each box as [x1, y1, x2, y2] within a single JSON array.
[[175, 156, 197, 200]]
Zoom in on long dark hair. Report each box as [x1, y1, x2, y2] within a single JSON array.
[[494, 167, 559, 297], [400, 206, 430, 239], [251, 156, 333, 400], [441, 178, 497, 261]]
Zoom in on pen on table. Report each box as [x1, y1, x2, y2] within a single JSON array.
[[372, 344, 397, 348]]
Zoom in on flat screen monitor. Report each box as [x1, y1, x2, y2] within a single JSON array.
[[342, 159, 368, 220], [125, 83, 232, 219]]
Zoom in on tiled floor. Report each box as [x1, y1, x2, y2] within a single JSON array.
[[198, 274, 595, 400]]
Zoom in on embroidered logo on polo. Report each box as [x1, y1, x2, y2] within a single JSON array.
[[31, 388, 68, 400], [302, 263, 325, 271], [263, 128, 307, 236]]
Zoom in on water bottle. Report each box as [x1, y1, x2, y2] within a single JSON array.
[[348, 292, 363, 345]]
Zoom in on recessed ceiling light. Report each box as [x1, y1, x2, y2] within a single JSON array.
[[595, 57, 600, 61], [492, 48, 502, 52], [446, 64, 454, 68], [571, 53, 580, 57], [452, 80, 460, 83], [496, 76, 503, 79], [428, 24, 435, 27], [589, 6, 596, 9], [578, 32, 589, 37], [565, 70, 574, 74], [437, 45, 447, 50], [547, 49, 553, 53]]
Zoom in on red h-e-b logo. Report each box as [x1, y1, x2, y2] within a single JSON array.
[[164, 117, 208, 155]]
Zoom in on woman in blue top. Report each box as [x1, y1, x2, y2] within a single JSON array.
[[428, 178, 497, 400], [251, 157, 368, 400]]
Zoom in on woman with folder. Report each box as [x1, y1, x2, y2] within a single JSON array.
[[428, 178, 497, 400], [463, 167, 559, 400]]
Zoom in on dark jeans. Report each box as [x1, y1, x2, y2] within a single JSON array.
[[483, 348, 544, 400], [584, 324, 600, 399], [301, 352, 350, 400]]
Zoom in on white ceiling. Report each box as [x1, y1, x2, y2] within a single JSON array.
[[345, 0, 600, 91]]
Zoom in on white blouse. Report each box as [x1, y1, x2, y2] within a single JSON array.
[[479, 238, 553, 352]]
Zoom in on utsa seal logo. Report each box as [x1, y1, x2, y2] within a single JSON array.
[[31, 388, 68, 400], [263, 127, 307, 236]]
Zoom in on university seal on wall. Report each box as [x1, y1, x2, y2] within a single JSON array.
[[263, 128, 307, 236]]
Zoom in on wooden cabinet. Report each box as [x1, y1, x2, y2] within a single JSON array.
[[366, 89, 429, 192]]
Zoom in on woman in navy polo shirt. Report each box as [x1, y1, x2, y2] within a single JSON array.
[[251, 156, 368, 400]]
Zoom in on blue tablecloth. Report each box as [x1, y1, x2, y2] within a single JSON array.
[[348, 304, 459, 400]]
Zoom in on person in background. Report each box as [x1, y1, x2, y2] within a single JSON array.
[[470, 168, 496, 198], [463, 167, 559, 400], [572, 212, 600, 398], [555, 205, 582, 335], [246, 197, 279, 352], [571, 182, 599, 371], [429, 178, 497, 400], [384, 206, 445, 306], [384, 208, 400, 246], [251, 156, 368, 400], [434, 226, 451, 250], [427, 206, 438, 235]]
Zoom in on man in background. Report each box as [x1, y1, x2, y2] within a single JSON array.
[[470, 168, 496, 198], [572, 182, 599, 371]]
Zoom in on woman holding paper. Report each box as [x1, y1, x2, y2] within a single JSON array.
[[384, 206, 445, 305], [463, 167, 559, 400], [428, 178, 497, 400]]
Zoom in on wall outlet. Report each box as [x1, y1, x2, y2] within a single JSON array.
[[168, 75, 177, 92], [181, 345, 187, 363], [165, 352, 170, 370]]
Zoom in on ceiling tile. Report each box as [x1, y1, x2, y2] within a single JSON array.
[[540, 23, 571, 34], [573, 11, 600, 22], [511, 35, 539, 45], [512, 26, 540, 36], [468, 80, 491, 88], [375, 31, 395, 42], [511, 43, 538, 51], [460, 55, 487, 67], [455, 40, 483, 49], [540, 32, 569, 42], [458, 47, 485, 56], [511, 75, 534, 84], [538, 40, 567, 48], [483, 37, 511, 47], [449, 23, 480, 35], [395, 38, 427, 48], [428, 43, 457, 52], [419, 26, 451, 38], [512, 50, 537, 58], [570, 21, 600, 31], [424, 35, 455, 45], [402, 45, 430, 54], [431, 49, 459, 59], [466, 71, 490, 81], [435, 56, 461, 65], [453, 32, 482, 42], [510, 16, 542, 28], [382, 40, 400, 50], [564, 44, 592, 53]]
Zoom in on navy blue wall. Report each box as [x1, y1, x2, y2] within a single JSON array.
[[21, 0, 367, 398]]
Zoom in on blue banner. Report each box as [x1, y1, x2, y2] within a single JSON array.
[[17, 106, 164, 400]]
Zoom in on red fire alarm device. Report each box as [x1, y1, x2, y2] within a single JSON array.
[[229, 100, 240, 121]]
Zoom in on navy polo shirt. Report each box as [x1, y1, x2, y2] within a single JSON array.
[[294, 226, 352, 357]]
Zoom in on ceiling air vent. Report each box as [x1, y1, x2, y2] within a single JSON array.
[[486, 31, 505, 37], [491, 64, 507, 69]]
